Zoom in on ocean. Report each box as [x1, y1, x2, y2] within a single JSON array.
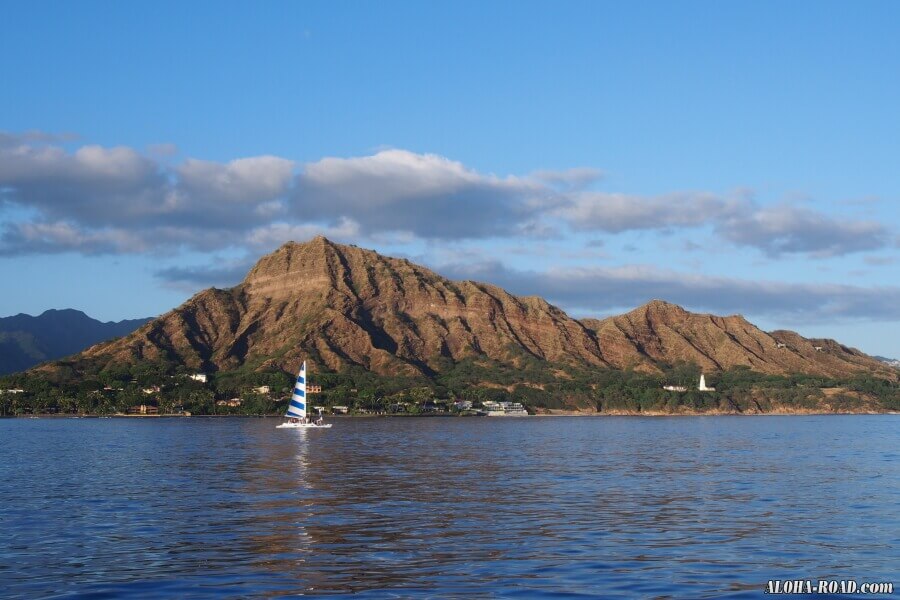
[[1, 415, 897, 598]]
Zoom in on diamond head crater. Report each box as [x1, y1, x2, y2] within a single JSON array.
[[2, 236, 896, 417]]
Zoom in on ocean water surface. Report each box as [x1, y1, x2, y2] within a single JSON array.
[[1, 415, 897, 598]]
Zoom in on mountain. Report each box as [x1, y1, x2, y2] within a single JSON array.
[[0, 309, 151, 375], [56, 237, 894, 382], [74, 236, 609, 376], [580, 301, 893, 379]]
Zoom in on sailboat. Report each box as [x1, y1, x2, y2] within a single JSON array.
[[276, 361, 332, 429]]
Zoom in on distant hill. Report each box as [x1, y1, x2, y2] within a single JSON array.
[[875, 356, 900, 368], [580, 301, 893, 380], [0, 309, 151, 375], [49, 236, 894, 382]]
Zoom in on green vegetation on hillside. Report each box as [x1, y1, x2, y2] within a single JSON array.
[[1, 357, 897, 416]]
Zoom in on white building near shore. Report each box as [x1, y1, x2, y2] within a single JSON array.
[[698, 374, 715, 392], [482, 401, 529, 416]]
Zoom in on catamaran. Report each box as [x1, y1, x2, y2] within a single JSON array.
[[276, 361, 332, 429]]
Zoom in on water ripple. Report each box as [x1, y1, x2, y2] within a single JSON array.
[[1, 415, 897, 598]]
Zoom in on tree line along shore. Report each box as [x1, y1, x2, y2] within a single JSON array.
[[2, 356, 898, 417]]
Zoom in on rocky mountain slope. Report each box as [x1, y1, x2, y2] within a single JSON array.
[[75, 237, 608, 377], [54, 237, 895, 381], [1, 309, 150, 375], [581, 301, 893, 379]]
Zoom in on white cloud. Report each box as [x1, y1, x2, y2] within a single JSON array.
[[716, 204, 888, 257], [558, 191, 745, 233], [245, 218, 361, 248], [554, 190, 890, 258], [529, 167, 604, 189], [293, 149, 557, 239], [0, 134, 300, 249], [0, 221, 146, 255], [178, 156, 295, 203], [0, 132, 893, 260], [437, 259, 900, 323], [155, 257, 257, 291], [72, 145, 152, 179]]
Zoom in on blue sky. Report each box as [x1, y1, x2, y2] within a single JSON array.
[[1, 1, 899, 356]]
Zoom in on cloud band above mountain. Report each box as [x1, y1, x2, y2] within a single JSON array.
[[437, 260, 900, 323], [0, 132, 891, 259], [2, 131, 897, 329]]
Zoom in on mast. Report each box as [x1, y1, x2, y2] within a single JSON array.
[[285, 361, 307, 419]]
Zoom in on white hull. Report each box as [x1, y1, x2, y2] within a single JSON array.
[[276, 422, 332, 429]]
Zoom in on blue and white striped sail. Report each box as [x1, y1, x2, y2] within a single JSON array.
[[285, 361, 307, 418]]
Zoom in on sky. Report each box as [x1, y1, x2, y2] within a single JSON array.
[[1, 1, 899, 356]]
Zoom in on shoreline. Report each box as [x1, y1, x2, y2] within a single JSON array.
[[535, 410, 900, 417], [4, 410, 898, 419]]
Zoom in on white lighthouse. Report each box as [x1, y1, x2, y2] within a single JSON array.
[[698, 374, 715, 392]]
